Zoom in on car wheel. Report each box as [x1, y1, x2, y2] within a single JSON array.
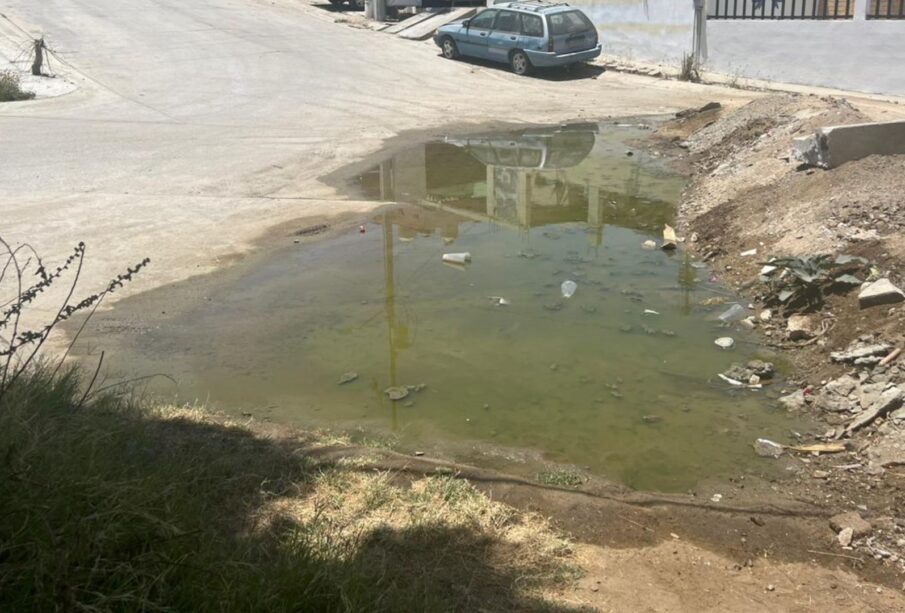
[[510, 50, 531, 76], [441, 37, 459, 60]]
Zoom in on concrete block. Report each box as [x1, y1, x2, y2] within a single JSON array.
[[858, 278, 905, 309], [793, 120, 905, 169]]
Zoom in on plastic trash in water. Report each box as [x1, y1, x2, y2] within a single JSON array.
[[643, 309, 660, 316], [442, 252, 472, 265], [714, 337, 735, 349], [718, 303, 747, 323], [561, 280, 577, 298], [489, 296, 510, 307]]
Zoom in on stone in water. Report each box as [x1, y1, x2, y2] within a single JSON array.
[[384, 386, 410, 401], [338, 372, 358, 385]]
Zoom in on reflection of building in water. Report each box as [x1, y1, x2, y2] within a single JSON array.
[[356, 125, 677, 246]]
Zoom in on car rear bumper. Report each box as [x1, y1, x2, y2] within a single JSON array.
[[525, 45, 601, 67]]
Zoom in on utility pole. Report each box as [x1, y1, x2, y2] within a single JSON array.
[[373, 0, 387, 22], [691, 0, 707, 65], [31, 38, 46, 76]]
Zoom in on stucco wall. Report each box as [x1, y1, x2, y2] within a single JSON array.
[[571, 0, 694, 64], [705, 20, 905, 96]]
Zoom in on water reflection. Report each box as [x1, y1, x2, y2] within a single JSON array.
[[356, 124, 676, 249]]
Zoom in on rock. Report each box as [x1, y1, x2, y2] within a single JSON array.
[[747, 360, 775, 378], [759, 309, 773, 322], [830, 342, 892, 363], [787, 314, 815, 341], [384, 386, 410, 401], [830, 512, 872, 539], [715, 337, 735, 349], [778, 390, 807, 411], [338, 372, 359, 385], [842, 386, 903, 435], [824, 375, 858, 398], [837, 527, 854, 547], [859, 382, 887, 410], [740, 316, 757, 329], [754, 438, 784, 458], [858, 278, 905, 309], [867, 432, 905, 467], [815, 393, 855, 414]]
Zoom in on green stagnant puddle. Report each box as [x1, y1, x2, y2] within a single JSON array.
[[77, 121, 809, 491]]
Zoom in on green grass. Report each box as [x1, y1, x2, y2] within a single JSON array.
[[537, 468, 586, 488], [0, 367, 583, 612], [0, 71, 35, 102]]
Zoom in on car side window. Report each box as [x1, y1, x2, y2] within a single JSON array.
[[494, 11, 519, 33], [520, 13, 544, 37], [469, 10, 497, 30]]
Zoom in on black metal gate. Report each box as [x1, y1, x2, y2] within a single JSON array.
[[708, 0, 855, 19], [867, 0, 905, 18]]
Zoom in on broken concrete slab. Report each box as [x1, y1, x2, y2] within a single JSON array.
[[829, 511, 872, 539], [382, 10, 441, 35], [787, 314, 815, 341], [858, 278, 905, 309], [867, 430, 905, 468], [793, 120, 905, 170], [841, 386, 903, 436], [830, 342, 892, 364]]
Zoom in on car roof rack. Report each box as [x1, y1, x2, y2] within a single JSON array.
[[499, 0, 571, 12]]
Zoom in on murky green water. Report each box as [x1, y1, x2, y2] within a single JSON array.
[[77, 122, 807, 491]]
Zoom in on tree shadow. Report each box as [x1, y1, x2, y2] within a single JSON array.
[[0, 392, 587, 611]]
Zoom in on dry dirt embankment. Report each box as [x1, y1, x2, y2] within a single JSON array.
[[658, 93, 905, 586]]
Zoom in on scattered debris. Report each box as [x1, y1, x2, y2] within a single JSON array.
[[858, 278, 905, 309], [641, 415, 663, 424], [830, 338, 892, 364], [740, 248, 757, 257], [830, 512, 873, 539], [643, 309, 660, 316], [338, 372, 359, 385], [489, 296, 511, 307], [787, 314, 816, 341], [718, 303, 747, 323], [789, 442, 846, 455], [840, 387, 903, 437], [293, 223, 329, 237], [561, 280, 577, 299], [384, 386, 410, 401], [442, 252, 472, 265], [714, 337, 735, 349], [754, 439, 784, 458], [661, 225, 678, 250], [642, 240, 657, 250], [778, 389, 807, 411], [759, 309, 773, 322], [838, 527, 854, 548]]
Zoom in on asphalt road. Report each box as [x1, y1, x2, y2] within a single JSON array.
[[0, 0, 754, 300]]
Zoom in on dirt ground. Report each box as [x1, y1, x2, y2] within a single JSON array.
[[651, 92, 905, 602]]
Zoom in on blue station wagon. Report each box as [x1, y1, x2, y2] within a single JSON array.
[[433, 1, 601, 76]]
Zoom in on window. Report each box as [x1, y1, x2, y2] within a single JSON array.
[[520, 13, 544, 37], [547, 11, 593, 35], [469, 10, 497, 30], [495, 11, 519, 33]]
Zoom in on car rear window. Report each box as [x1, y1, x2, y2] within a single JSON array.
[[520, 13, 543, 37], [547, 10, 593, 35]]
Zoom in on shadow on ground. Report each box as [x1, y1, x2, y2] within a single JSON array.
[[0, 374, 585, 612]]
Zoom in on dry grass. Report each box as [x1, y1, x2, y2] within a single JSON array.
[[0, 372, 584, 612]]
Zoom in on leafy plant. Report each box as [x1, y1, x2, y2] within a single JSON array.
[[679, 54, 701, 83], [759, 254, 871, 313], [0, 71, 35, 102]]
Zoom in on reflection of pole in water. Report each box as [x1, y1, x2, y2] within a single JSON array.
[[382, 214, 398, 431], [677, 250, 696, 316]]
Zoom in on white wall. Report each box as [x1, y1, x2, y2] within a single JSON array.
[[572, 0, 695, 65], [705, 20, 905, 96]]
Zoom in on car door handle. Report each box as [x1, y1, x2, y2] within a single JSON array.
[[479, 32, 486, 37], [509, 36, 516, 41]]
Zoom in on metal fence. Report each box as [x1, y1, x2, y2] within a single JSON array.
[[708, 0, 855, 19], [868, 0, 905, 18]]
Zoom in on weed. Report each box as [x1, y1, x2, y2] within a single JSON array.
[[759, 254, 871, 313], [537, 468, 586, 488], [679, 54, 701, 83], [0, 71, 35, 102]]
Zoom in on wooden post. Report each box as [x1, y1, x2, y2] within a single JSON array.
[[31, 38, 45, 76]]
